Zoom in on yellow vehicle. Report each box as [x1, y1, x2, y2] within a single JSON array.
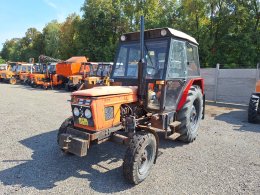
[[3, 63, 33, 84], [0, 64, 8, 81]]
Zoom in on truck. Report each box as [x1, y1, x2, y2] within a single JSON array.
[[42, 56, 88, 89]]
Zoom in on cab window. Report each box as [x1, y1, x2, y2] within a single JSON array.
[[167, 40, 187, 79], [186, 44, 200, 76]]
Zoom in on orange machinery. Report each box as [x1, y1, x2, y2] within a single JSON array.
[[42, 56, 88, 89]]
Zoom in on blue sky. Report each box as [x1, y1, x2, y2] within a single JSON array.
[[0, 0, 85, 50]]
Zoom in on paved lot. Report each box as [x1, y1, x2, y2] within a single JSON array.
[[0, 83, 259, 194]]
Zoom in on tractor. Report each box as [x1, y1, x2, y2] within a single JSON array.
[[65, 62, 113, 91], [30, 55, 61, 88], [248, 80, 260, 123], [15, 63, 34, 84], [57, 17, 205, 184], [65, 62, 99, 91], [1, 62, 33, 84], [0, 64, 8, 81]]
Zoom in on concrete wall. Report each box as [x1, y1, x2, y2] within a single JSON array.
[[201, 66, 260, 104]]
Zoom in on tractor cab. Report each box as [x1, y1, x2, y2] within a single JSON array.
[[80, 62, 98, 77], [112, 28, 202, 113], [47, 63, 57, 75], [19, 63, 33, 83], [96, 62, 113, 77]]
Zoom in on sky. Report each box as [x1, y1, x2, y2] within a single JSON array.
[[0, 0, 85, 50]]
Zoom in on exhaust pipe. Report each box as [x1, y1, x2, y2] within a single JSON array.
[[138, 16, 146, 102]]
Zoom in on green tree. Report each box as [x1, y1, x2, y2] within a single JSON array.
[[42, 20, 61, 59]]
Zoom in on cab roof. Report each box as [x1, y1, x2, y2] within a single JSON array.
[[122, 27, 198, 45], [65, 56, 88, 63]]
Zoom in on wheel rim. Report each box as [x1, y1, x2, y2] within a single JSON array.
[[190, 104, 198, 129], [138, 144, 153, 176]]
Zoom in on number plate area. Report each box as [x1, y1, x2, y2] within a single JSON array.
[[78, 117, 88, 126]]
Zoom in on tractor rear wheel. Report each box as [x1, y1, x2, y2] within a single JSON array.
[[9, 78, 17, 85], [123, 132, 156, 184], [177, 85, 203, 143], [248, 96, 259, 123]]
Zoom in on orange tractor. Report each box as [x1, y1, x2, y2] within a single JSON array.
[[1, 62, 33, 84], [65, 62, 113, 91], [30, 55, 61, 88], [248, 79, 260, 123], [57, 17, 205, 184], [0, 64, 8, 81], [42, 56, 88, 89]]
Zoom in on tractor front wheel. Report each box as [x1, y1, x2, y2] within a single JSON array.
[[248, 96, 259, 123], [123, 132, 156, 185], [9, 78, 17, 85], [177, 85, 203, 143], [57, 117, 74, 154]]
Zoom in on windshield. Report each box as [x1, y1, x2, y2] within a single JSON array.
[[80, 63, 98, 76], [97, 64, 111, 77], [21, 66, 27, 72], [12, 65, 17, 72], [0, 66, 6, 70], [113, 39, 169, 79], [47, 65, 56, 73], [15, 65, 22, 72], [33, 65, 41, 72]]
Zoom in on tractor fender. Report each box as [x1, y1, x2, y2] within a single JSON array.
[[177, 78, 204, 111]]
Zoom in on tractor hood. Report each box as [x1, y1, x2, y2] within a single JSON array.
[[72, 86, 138, 97]]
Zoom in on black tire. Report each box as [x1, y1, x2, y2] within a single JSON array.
[[248, 96, 259, 123], [31, 81, 36, 88], [57, 116, 73, 144], [177, 85, 203, 143], [65, 83, 70, 91], [57, 117, 74, 154], [123, 132, 156, 185], [9, 78, 16, 85]]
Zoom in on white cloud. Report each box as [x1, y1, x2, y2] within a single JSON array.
[[44, 0, 57, 9]]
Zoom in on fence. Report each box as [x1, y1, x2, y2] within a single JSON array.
[[201, 64, 260, 105]]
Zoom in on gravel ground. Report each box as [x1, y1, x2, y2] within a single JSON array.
[[0, 83, 259, 195]]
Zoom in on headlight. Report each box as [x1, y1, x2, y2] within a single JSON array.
[[73, 107, 80, 116], [84, 109, 92, 118], [120, 35, 126, 41], [161, 29, 167, 36]]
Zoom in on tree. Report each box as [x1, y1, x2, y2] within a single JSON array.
[[42, 20, 61, 58]]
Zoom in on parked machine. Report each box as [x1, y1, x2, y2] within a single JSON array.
[[14, 63, 33, 84], [57, 17, 205, 184], [0, 62, 20, 83], [0, 64, 8, 81], [65, 62, 113, 91], [30, 55, 61, 88], [1, 62, 33, 84], [248, 80, 260, 123], [42, 56, 87, 89]]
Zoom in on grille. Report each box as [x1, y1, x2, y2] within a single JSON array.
[[71, 105, 94, 127], [105, 106, 114, 121]]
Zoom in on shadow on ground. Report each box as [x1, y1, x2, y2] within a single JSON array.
[[9, 84, 70, 94], [207, 102, 260, 133], [0, 130, 185, 193]]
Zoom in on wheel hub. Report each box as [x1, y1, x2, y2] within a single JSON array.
[[190, 105, 197, 128]]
